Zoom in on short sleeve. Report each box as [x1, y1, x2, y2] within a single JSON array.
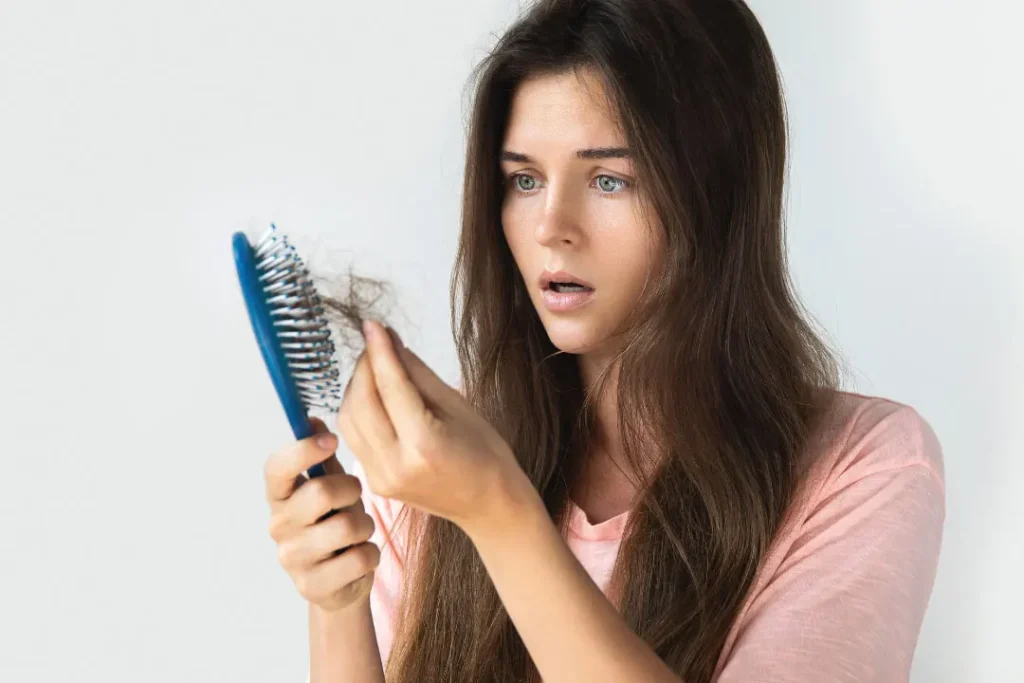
[[715, 404, 946, 683]]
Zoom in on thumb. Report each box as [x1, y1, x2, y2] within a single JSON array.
[[309, 416, 345, 476]]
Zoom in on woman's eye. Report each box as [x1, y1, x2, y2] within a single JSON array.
[[506, 173, 631, 194], [511, 173, 538, 192], [595, 174, 629, 193]]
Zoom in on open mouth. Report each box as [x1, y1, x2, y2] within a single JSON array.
[[547, 282, 594, 293]]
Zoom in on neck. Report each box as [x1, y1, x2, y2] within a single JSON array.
[[578, 350, 623, 465], [572, 352, 639, 522]]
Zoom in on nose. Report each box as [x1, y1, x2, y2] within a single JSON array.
[[533, 180, 583, 248]]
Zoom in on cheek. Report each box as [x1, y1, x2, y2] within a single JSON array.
[[501, 210, 533, 270], [602, 230, 659, 285], [500, 204, 518, 246]]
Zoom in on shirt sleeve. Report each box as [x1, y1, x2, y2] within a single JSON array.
[[715, 405, 946, 683]]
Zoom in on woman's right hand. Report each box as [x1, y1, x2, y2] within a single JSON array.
[[264, 417, 382, 613]]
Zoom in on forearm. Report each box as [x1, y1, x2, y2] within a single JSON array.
[[463, 477, 681, 683], [308, 599, 386, 683]]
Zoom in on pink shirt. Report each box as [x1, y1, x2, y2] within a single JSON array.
[[350, 391, 945, 682]]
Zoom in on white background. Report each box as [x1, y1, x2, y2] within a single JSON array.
[[1, 1, 1020, 681]]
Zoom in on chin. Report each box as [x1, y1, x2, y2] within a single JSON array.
[[540, 317, 604, 355]]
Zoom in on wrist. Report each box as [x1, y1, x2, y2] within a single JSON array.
[[458, 462, 546, 544]]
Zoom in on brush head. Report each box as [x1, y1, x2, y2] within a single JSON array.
[[233, 224, 342, 433]]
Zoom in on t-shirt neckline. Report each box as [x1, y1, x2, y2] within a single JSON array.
[[566, 498, 630, 541]]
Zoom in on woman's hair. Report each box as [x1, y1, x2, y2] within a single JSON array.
[[325, 0, 846, 681]]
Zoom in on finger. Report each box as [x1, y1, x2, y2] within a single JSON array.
[[345, 345, 398, 453], [300, 542, 381, 604], [363, 320, 428, 440], [288, 473, 364, 528], [282, 508, 377, 567], [307, 417, 345, 478], [313, 417, 344, 478], [264, 428, 340, 502], [394, 344, 461, 416]]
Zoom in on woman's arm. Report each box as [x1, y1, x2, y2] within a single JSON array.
[[463, 473, 682, 683], [308, 599, 385, 683]]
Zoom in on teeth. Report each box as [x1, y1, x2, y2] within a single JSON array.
[[552, 282, 589, 292]]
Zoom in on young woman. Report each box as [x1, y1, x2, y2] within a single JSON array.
[[263, 1, 945, 681]]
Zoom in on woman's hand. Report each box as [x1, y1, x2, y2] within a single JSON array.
[[263, 418, 382, 612], [336, 320, 533, 535]]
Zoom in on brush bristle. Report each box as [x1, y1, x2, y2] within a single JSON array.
[[252, 224, 341, 411]]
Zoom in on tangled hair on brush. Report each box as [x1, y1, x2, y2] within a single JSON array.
[[312, 266, 402, 370]]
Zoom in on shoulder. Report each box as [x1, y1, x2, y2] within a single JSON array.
[[804, 390, 945, 498], [780, 390, 947, 560], [715, 392, 948, 680]]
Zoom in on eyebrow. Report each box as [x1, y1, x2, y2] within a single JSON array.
[[500, 147, 631, 163]]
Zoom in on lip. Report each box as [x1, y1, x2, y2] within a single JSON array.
[[541, 288, 595, 312], [539, 269, 595, 290]]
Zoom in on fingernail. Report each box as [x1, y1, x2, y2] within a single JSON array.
[[316, 433, 336, 451], [362, 319, 379, 340]]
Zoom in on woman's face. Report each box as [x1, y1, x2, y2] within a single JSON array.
[[500, 68, 663, 363]]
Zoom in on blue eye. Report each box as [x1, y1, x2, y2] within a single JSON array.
[[506, 173, 631, 195], [595, 175, 629, 193], [512, 173, 538, 192]]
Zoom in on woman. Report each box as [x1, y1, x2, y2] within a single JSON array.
[[264, 1, 945, 681]]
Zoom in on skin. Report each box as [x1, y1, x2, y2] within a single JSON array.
[[500, 67, 664, 523], [267, 68, 678, 683]]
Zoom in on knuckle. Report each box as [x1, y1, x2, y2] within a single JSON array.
[[310, 478, 333, 512], [408, 428, 436, 461], [263, 452, 278, 483], [348, 472, 363, 493], [331, 512, 356, 543], [360, 543, 382, 572], [293, 572, 312, 598], [345, 542, 380, 576], [267, 514, 286, 542], [358, 511, 376, 541], [277, 541, 298, 569], [339, 474, 362, 506], [299, 438, 321, 464]]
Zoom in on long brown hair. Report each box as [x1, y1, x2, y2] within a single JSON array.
[[371, 1, 845, 681]]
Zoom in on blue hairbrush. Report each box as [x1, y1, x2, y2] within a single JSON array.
[[232, 223, 342, 479]]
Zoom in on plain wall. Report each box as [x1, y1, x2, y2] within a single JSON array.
[[0, 1, 1020, 681]]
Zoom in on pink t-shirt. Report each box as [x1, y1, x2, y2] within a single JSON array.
[[349, 391, 945, 682]]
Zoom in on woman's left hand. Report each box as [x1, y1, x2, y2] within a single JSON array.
[[336, 320, 533, 535]]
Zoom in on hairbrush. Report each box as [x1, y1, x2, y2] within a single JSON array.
[[232, 223, 341, 479]]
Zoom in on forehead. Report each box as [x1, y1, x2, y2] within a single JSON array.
[[502, 68, 623, 147]]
